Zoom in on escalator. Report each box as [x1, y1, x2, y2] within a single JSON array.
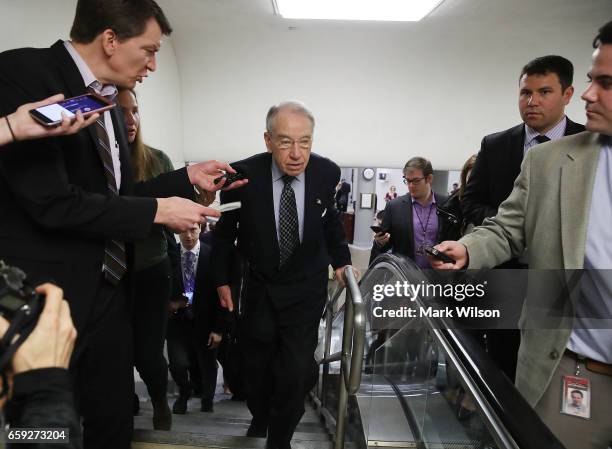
[[315, 254, 565, 449], [131, 253, 565, 448]]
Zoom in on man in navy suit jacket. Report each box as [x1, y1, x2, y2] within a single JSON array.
[[167, 224, 226, 414]]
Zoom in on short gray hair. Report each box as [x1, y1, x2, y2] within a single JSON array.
[[265, 101, 315, 134]]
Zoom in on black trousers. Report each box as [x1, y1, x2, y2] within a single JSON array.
[[132, 257, 171, 399], [167, 312, 218, 404], [242, 289, 323, 448], [74, 276, 134, 449]]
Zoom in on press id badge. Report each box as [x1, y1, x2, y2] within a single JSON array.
[[560, 375, 591, 419]]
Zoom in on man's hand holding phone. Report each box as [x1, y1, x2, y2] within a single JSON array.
[[427, 241, 468, 270], [373, 227, 390, 247], [187, 161, 248, 193]]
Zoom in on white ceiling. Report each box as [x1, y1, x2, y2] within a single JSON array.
[[162, 0, 609, 32]]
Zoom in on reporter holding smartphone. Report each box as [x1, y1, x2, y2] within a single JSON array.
[[0, 283, 81, 449], [372, 157, 451, 268], [0, 2, 247, 446], [0, 94, 98, 147]]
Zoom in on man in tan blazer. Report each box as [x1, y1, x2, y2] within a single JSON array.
[[431, 21, 612, 449]]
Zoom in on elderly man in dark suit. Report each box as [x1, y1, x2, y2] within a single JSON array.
[[0, 1, 245, 447], [372, 157, 449, 267], [460, 55, 585, 381], [212, 101, 352, 449]]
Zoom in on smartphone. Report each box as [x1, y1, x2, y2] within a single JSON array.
[[29, 93, 115, 127], [213, 171, 246, 185], [422, 245, 456, 264], [370, 225, 384, 234]]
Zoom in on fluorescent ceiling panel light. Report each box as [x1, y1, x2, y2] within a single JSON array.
[[273, 0, 443, 22]]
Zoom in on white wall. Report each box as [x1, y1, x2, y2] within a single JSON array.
[[1, 0, 608, 170], [0, 0, 185, 168], [163, 0, 606, 169]]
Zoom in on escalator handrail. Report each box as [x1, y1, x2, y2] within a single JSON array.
[[321, 265, 365, 394], [343, 265, 366, 394], [368, 253, 566, 449], [319, 265, 365, 449]]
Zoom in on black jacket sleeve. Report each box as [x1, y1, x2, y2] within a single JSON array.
[[6, 368, 81, 449], [210, 188, 241, 288], [322, 164, 351, 269], [193, 240, 230, 346], [461, 137, 498, 226]]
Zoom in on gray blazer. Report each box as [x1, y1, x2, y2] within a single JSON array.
[[460, 131, 602, 407]]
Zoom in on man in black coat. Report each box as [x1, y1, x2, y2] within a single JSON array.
[[212, 102, 352, 449], [373, 157, 449, 268], [167, 224, 227, 414], [0, 2, 244, 447], [462, 55, 585, 229], [460, 55, 585, 381]]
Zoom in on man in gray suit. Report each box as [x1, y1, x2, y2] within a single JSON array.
[[431, 21, 612, 449]]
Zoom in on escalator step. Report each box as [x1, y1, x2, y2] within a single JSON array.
[[133, 430, 338, 449]]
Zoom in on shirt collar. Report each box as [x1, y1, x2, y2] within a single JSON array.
[[63, 41, 117, 100], [271, 157, 305, 184], [181, 240, 200, 256], [524, 116, 567, 145], [411, 192, 436, 206]]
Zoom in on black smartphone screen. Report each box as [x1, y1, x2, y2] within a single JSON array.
[[370, 225, 383, 234], [423, 245, 455, 264]]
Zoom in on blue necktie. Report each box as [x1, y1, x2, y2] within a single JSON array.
[[184, 251, 195, 304]]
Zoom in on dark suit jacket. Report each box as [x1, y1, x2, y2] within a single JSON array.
[[373, 192, 449, 262], [461, 118, 585, 227], [211, 152, 351, 321], [0, 41, 194, 333], [169, 239, 227, 344]]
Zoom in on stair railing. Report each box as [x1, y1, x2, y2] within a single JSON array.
[[320, 266, 365, 449]]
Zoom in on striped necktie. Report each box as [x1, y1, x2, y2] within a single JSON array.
[[93, 112, 127, 285]]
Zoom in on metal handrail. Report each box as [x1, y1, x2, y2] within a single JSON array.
[[319, 266, 365, 449]]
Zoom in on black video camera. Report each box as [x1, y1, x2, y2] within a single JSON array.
[[0, 261, 45, 378]]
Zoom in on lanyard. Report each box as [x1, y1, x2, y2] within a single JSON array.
[[414, 202, 434, 238]]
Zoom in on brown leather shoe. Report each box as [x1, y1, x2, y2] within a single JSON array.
[[151, 396, 172, 430]]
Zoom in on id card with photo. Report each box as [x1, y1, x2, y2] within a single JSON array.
[[560, 375, 590, 419]]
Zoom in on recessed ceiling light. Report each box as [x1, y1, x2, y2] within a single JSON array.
[[272, 0, 444, 22]]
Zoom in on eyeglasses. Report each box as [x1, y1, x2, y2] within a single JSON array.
[[403, 177, 425, 185], [275, 137, 312, 150]]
